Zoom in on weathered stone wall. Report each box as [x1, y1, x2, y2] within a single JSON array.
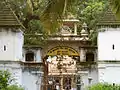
[[98, 28, 120, 84], [0, 61, 22, 85], [98, 28, 120, 61], [0, 28, 23, 61]]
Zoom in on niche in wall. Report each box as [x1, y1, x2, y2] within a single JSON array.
[[25, 51, 34, 61], [86, 52, 94, 62]]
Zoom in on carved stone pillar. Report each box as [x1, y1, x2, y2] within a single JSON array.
[[74, 23, 77, 35], [71, 75, 76, 90], [80, 48, 86, 62], [60, 76, 63, 90]]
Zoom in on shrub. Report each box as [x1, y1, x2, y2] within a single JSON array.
[[7, 85, 24, 90], [0, 70, 12, 90], [0, 70, 24, 90], [89, 83, 120, 90]]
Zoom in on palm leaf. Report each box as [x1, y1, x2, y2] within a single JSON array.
[[40, 0, 78, 33], [26, 0, 33, 14], [111, 0, 120, 19], [4, 0, 78, 33]]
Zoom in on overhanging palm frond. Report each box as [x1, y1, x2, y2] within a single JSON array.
[[40, 0, 77, 33], [26, 0, 33, 14], [5, 0, 78, 33], [111, 0, 120, 19]]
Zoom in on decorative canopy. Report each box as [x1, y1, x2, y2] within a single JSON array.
[[47, 46, 79, 56], [0, 1, 23, 27], [97, 6, 120, 26]]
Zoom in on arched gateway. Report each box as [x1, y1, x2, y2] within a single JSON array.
[[46, 46, 79, 90], [41, 19, 97, 90], [47, 46, 79, 56]]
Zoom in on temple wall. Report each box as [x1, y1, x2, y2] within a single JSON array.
[[22, 70, 43, 90], [98, 28, 120, 61], [88, 68, 98, 85], [77, 68, 98, 90], [98, 63, 120, 84], [98, 28, 120, 84], [0, 28, 23, 61], [0, 62, 22, 85]]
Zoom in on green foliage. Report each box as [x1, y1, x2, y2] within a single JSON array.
[[7, 85, 24, 90], [2, 0, 108, 45], [5, 0, 80, 45], [6, 0, 79, 31], [67, 0, 106, 26], [0, 70, 24, 90], [24, 34, 47, 46], [89, 83, 120, 90], [76, 0, 107, 45], [0, 70, 12, 90], [111, 0, 120, 19]]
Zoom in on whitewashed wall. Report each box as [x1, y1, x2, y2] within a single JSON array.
[[36, 49, 42, 62], [81, 73, 89, 90], [0, 62, 22, 85], [22, 71, 43, 90], [98, 63, 120, 84], [78, 69, 98, 90], [0, 28, 23, 61], [14, 30, 24, 61], [88, 69, 98, 85], [98, 27, 120, 84], [98, 28, 120, 61]]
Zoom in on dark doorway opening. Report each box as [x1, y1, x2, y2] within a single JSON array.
[[25, 52, 34, 61], [86, 52, 94, 62]]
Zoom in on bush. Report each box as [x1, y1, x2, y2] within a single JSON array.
[[89, 83, 120, 90], [7, 85, 24, 90], [0, 70, 12, 90], [0, 70, 24, 90]]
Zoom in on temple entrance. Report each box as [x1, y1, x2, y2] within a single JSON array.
[[45, 46, 80, 90], [63, 77, 71, 90], [47, 74, 77, 90], [48, 76, 72, 90]]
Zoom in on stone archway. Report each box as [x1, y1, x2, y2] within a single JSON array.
[[47, 46, 79, 56], [46, 46, 80, 90]]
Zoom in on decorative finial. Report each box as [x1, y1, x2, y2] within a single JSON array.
[[82, 22, 88, 29], [80, 22, 89, 41], [81, 22, 88, 36]]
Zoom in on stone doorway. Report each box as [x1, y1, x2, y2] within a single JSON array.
[[45, 46, 80, 90], [48, 75, 76, 90]]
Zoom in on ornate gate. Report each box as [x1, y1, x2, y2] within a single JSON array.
[[44, 46, 80, 90]]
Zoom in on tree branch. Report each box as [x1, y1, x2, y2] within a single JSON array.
[[23, 13, 40, 28]]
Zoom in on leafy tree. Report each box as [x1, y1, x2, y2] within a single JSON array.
[[111, 0, 120, 18], [5, 0, 78, 32], [77, 0, 107, 29], [1, 0, 108, 45], [2, 0, 79, 45], [5, 0, 107, 32], [76, 0, 107, 45]]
